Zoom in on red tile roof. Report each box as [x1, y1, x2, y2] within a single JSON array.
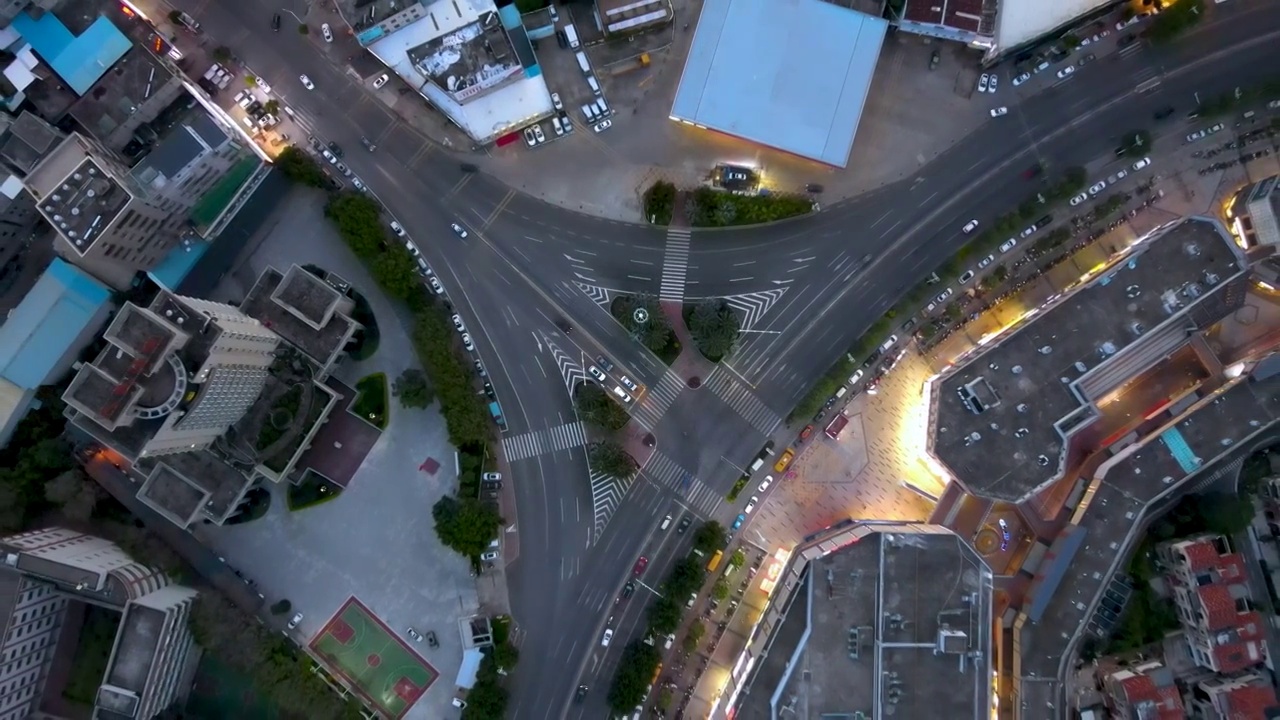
[[1199, 584, 1242, 631], [1223, 683, 1278, 720], [1211, 612, 1268, 674], [901, 0, 995, 34], [1118, 673, 1186, 719], [1180, 539, 1221, 571]]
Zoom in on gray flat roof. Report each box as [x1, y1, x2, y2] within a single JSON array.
[[737, 526, 992, 719], [931, 219, 1245, 502], [241, 266, 356, 372], [670, 0, 886, 167], [105, 602, 163, 693]]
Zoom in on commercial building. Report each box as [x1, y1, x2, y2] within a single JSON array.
[[0, 527, 198, 720], [894, 0, 1119, 61], [717, 521, 993, 720], [1226, 174, 1280, 250], [670, 0, 886, 168], [365, 0, 554, 145]]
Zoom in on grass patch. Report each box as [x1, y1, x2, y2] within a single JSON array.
[[353, 372, 389, 429], [287, 471, 342, 511], [63, 604, 121, 704], [643, 181, 676, 225], [255, 385, 302, 452], [656, 336, 681, 366], [687, 187, 812, 227]]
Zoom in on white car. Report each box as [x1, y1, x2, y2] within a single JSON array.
[[988, 75, 998, 92], [1056, 66, 1075, 79], [959, 270, 975, 285], [1032, 60, 1050, 74], [287, 612, 303, 629], [321, 149, 337, 165], [461, 333, 475, 351], [1116, 16, 1140, 31], [962, 219, 979, 234], [234, 90, 252, 108], [428, 276, 444, 295], [1011, 72, 1031, 86], [532, 125, 545, 143], [934, 288, 953, 304], [451, 314, 466, 333], [483, 472, 502, 481], [978, 73, 990, 92], [322, 23, 333, 42], [977, 254, 995, 269], [551, 92, 563, 110], [1186, 129, 1208, 142], [390, 221, 406, 237], [849, 369, 864, 385], [999, 238, 1017, 254], [1206, 123, 1225, 135], [1088, 181, 1107, 196], [404, 241, 420, 257], [601, 629, 614, 647], [593, 119, 612, 133], [620, 376, 637, 391], [523, 128, 537, 147], [990, 107, 1008, 117], [744, 496, 758, 514], [481, 550, 499, 562], [1020, 225, 1036, 238], [1070, 192, 1089, 206], [299, 74, 314, 90], [588, 366, 607, 383], [1132, 157, 1152, 171], [757, 476, 773, 493], [373, 73, 389, 89], [451, 223, 468, 238]]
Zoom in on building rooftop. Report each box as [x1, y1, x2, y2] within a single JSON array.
[[931, 219, 1246, 503], [670, 0, 886, 168], [103, 601, 162, 698], [597, 0, 671, 34], [994, 0, 1110, 57], [11, 12, 131, 96], [901, 0, 997, 36], [0, 111, 64, 174], [137, 451, 253, 527], [241, 265, 357, 373], [406, 9, 520, 103], [66, 46, 171, 143], [133, 110, 229, 191], [737, 525, 992, 720], [28, 148, 132, 256], [0, 258, 110, 389]]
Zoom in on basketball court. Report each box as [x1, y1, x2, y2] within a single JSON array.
[[310, 597, 438, 719]]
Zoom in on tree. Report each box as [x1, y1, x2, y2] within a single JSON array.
[[432, 495, 502, 558], [269, 599, 292, 616], [412, 309, 490, 447], [275, 146, 327, 188], [607, 640, 660, 713], [730, 548, 746, 568], [492, 640, 519, 670], [1145, 0, 1204, 44], [1200, 493, 1254, 536], [682, 619, 705, 652], [588, 441, 638, 480], [712, 579, 730, 601], [44, 469, 101, 522], [647, 596, 682, 635], [462, 655, 509, 720], [574, 383, 630, 431], [664, 557, 706, 598], [370, 249, 419, 300], [688, 299, 740, 361], [97, 521, 184, 576], [693, 521, 727, 554], [611, 294, 674, 353], [392, 369, 433, 409], [264, 99, 280, 115], [212, 46, 232, 62], [657, 687, 674, 711], [167, 10, 181, 23], [643, 181, 677, 225]]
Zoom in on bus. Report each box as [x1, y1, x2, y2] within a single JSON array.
[[706, 550, 724, 573]]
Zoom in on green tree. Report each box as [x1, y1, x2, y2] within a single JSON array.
[[664, 557, 706, 597], [647, 596, 682, 635], [326, 192, 387, 259], [1200, 493, 1254, 536], [588, 441, 638, 480], [392, 368, 433, 409], [44, 469, 101, 522], [412, 308, 490, 447], [611, 294, 673, 354], [275, 146, 327, 188], [643, 181, 677, 225], [212, 45, 232, 62], [657, 687, 674, 711], [687, 299, 741, 361], [493, 640, 519, 671], [1145, 0, 1205, 44], [693, 521, 728, 554], [264, 99, 280, 115], [462, 655, 508, 720], [607, 641, 661, 713], [371, 250, 419, 300], [269, 599, 292, 616], [432, 495, 502, 559], [712, 579, 729, 601], [575, 382, 630, 431], [682, 619, 706, 652], [730, 548, 746, 568]]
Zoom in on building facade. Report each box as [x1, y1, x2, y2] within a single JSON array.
[[1226, 174, 1280, 250]]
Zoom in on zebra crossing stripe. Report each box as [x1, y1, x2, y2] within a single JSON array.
[[501, 421, 587, 462], [704, 369, 780, 435], [642, 451, 722, 517], [660, 229, 691, 302], [633, 370, 685, 428]]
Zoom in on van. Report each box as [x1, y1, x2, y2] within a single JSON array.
[[664, 634, 674, 649], [749, 457, 765, 472], [564, 23, 580, 49], [660, 514, 672, 531], [582, 104, 598, 122], [595, 98, 609, 116], [587, 75, 600, 95], [835, 386, 848, 399], [416, 257, 430, 275], [575, 51, 591, 75]]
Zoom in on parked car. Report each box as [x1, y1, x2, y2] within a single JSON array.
[[288, 612, 303, 629], [1011, 71, 1031, 86], [1132, 157, 1152, 171], [978, 73, 990, 92], [373, 73, 389, 89], [1088, 180, 1107, 196], [958, 269, 975, 285], [1056, 66, 1075, 79], [390, 221, 406, 237], [990, 107, 1008, 117], [593, 119, 612, 133], [999, 238, 1017, 254], [1070, 191, 1089, 206], [551, 92, 563, 110], [481, 550, 499, 562], [322, 23, 333, 42], [977, 254, 995, 269], [482, 472, 501, 481]]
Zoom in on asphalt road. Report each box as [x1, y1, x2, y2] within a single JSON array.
[[150, 0, 1280, 717]]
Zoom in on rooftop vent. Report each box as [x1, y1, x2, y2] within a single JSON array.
[[1037, 454, 1050, 467], [1204, 271, 1220, 285], [1185, 242, 1201, 257], [964, 432, 982, 446], [1126, 284, 1141, 299], [1038, 346, 1052, 355], [1131, 322, 1146, 336], [1016, 404, 1028, 413], [1099, 342, 1117, 357], [1011, 365, 1023, 374]]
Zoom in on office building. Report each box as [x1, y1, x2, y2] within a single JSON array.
[[1226, 174, 1280, 250]]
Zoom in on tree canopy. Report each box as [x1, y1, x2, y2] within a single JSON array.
[[432, 495, 502, 559], [688, 299, 741, 361], [588, 441, 638, 480], [693, 521, 728, 554], [392, 368, 434, 409], [274, 146, 327, 188], [574, 382, 631, 431], [611, 294, 674, 354], [607, 640, 661, 713]]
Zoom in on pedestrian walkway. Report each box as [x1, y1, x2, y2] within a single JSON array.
[[660, 228, 691, 302], [641, 451, 723, 517], [633, 369, 686, 428], [703, 367, 782, 436], [501, 421, 587, 462]]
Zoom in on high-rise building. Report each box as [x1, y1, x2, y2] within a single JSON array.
[[0, 527, 198, 720], [64, 290, 281, 458]]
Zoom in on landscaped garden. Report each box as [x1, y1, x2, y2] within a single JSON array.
[[353, 372, 388, 429]]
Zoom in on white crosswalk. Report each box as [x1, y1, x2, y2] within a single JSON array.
[[632, 369, 685, 428], [660, 228, 691, 302], [704, 368, 781, 436], [501, 421, 587, 462], [642, 451, 722, 517]]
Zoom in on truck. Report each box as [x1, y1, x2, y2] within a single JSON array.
[[488, 401, 507, 430], [563, 22, 580, 49], [706, 549, 724, 573], [824, 413, 849, 440], [575, 51, 591, 75]]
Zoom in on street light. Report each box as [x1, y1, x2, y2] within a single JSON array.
[[634, 578, 663, 598]]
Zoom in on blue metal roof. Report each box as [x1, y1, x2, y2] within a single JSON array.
[[148, 239, 210, 290], [0, 258, 111, 389], [1025, 525, 1088, 623], [670, 0, 886, 167], [12, 13, 132, 96]]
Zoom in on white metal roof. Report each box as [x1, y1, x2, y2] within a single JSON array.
[[995, 0, 1111, 52]]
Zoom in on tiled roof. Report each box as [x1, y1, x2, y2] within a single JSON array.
[[1223, 683, 1278, 720], [1118, 673, 1186, 719], [1180, 539, 1221, 572], [1211, 612, 1267, 674], [1199, 584, 1242, 631]]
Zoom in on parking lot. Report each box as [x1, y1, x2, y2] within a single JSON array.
[[196, 188, 478, 720]]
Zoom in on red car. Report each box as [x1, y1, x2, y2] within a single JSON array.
[[798, 424, 814, 442], [632, 556, 649, 576]]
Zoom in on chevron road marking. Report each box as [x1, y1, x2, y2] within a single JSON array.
[[641, 451, 722, 516], [660, 228, 691, 302], [501, 421, 588, 462], [632, 369, 685, 429], [704, 367, 782, 435], [575, 281, 613, 307], [723, 289, 788, 331], [544, 337, 586, 397], [591, 470, 633, 540]]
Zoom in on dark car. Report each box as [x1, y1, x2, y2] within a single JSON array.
[[360, 136, 377, 152], [556, 30, 568, 49], [1153, 106, 1175, 120], [1117, 33, 1138, 48], [622, 581, 635, 598], [677, 516, 692, 534], [327, 141, 344, 158], [1035, 214, 1053, 227], [805, 183, 824, 193], [271, 13, 280, 31], [483, 382, 495, 399], [575, 685, 588, 702], [596, 355, 615, 372], [460, 163, 479, 173], [554, 318, 573, 333]]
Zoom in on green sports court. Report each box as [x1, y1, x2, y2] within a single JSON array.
[[309, 597, 438, 719]]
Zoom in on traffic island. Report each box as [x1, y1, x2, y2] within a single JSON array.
[[682, 299, 741, 363], [609, 294, 682, 366]]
